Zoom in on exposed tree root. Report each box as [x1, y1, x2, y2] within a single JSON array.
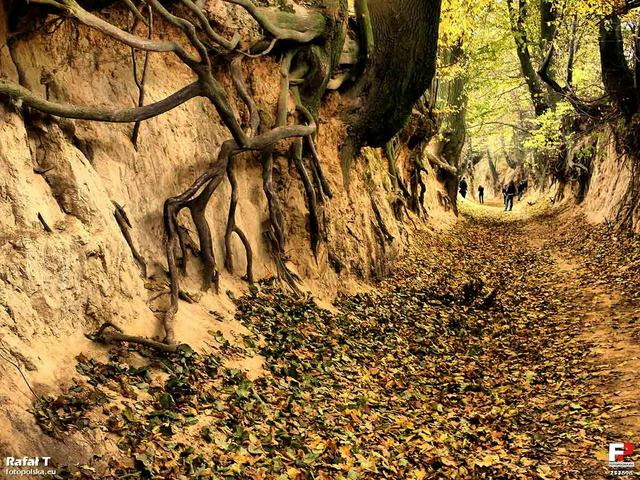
[[162, 142, 234, 345], [293, 90, 332, 200], [176, 224, 200, 273], [230, 56, 260, 136], [114, 201, 147, 277], [254, 52, 312, 291], [391, 196, 404, 222], [186, 180, 221, 294], [409, 155, 428, 215], [162, 117, 315, 345], [262, 151, 287, 252], [224, 157, 254, 283], [89, 322, 179, 354], [37, 212, 53, 233], [130, 7, 153, 148], [263, 230, 302, 297], [385, 138, 410, 198], [424, 149, 458, 176], [121, 0, 149, 27], [306, 135, 333, 199], [292, 136, 321, 255], [225, 0, 326, 43], [2, 0, 331, 352], [614, 157, 640, 232], [370, 196, 394, 243], [180, 0, 240, 51], [0, 345, 39, 399], [240, 38, 278, 59]]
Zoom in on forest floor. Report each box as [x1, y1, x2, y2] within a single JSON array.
[[37, 196, 640, 480]]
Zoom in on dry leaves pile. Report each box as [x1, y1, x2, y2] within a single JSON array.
[[38, 207, 639, 479]]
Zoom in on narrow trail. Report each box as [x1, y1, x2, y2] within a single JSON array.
[[36, 198, 640, 480], [455, 197, 640, 478]]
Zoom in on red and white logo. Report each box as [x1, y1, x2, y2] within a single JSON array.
[[609, 443, 635, 469]]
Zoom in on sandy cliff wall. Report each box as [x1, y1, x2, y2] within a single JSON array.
[[553, 126, 639, 233], [0, 2, 452, 460], [579, 129, 637, 231]]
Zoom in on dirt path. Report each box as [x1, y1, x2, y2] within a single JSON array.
[[521, 208, 640, 455], [28, 199, 640, 480], [460, 198, 640, 478], [522, 217, 640, 443]]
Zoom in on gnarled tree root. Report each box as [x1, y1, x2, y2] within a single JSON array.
[[113, 201, 147, 277], [292, 137, 321, 256], [185, 180, 221, 294], [385, 138, 410, 198], [130, 7, 153, 148], [306, 134, 333, 199], [89, 322, 179, 354], [263, 230, 302, 297], [262, 151, 287, 252], [293, 89, 332, 200], [162, 141, 235, 345], [370, 196, 394, 243], [162, 119, 316, 345], [225, 0, 327, 43], [176, 224, 200, 273], [224, 157, 254, 283], [409, 156, 428, 215]]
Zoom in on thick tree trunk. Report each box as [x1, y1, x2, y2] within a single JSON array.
[[506, 0, 549, 116], [599, 15, 639, 120], [425, 43, 467, 213], [539, 0, 560, 106], [439, 45, 467, 165], [346, 0, 442, 147]]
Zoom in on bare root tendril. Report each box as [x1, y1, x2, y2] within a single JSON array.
[[113, 201, 147, 277], [0, 0, 335, 351], [89, 322, 179, 353]]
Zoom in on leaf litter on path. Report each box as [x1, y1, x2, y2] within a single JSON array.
[[39, 203, 640, 479]]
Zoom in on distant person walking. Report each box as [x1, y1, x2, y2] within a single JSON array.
[[459, 177, 468, 199], [502, 185, 508, 207], [517, 180, 528, 201], [505, 181, 517, 211], [478, 185, 485, 204]]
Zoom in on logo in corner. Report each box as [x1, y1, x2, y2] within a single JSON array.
[[609, 443, 635, 469]]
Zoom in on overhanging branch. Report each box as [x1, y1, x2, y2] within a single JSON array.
[[538, 46, 606, 118], [424, 149, 458, 175], [225, 0, 326, 43], [0, 80, 203, 122]]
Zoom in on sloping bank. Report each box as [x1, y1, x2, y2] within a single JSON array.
[[0, 0, 450, 460]]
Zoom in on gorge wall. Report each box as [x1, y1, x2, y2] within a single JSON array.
[[0, 0, 452, 460]]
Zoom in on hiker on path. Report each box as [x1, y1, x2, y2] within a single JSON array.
[[517, 180, 528, 201], [502, 185, 508, 207], [459, 177, 468, 199], [505, 181, 516, 211], [478, 185, 485, 204]]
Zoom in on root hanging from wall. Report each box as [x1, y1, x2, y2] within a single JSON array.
[[224, 157, 254, 283], [113, 201, 147, 277]]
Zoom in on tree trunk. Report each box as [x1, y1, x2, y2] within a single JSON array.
[[539, 0, 560, 106], [506, 0, 549, 116], [599, 15, 639, 120], [439, 44, 467, 166], [425, 43, 467, 213], [346, 0, 442, 147]]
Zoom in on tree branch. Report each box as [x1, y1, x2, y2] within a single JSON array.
[[0, 80, 203, 122], [424, 149, 458, 175], [225, 0, 326, 43], [180, 0, 240, 51], [538, 46, 605, 118]]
